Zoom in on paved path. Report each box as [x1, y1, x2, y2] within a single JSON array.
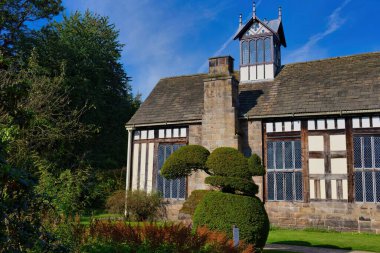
[[265, 244, 374, 253]]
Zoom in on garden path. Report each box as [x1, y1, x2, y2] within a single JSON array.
[[265, 244, 373, 253]]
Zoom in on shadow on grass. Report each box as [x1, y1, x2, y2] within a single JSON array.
[[271, 241, 352, 251]]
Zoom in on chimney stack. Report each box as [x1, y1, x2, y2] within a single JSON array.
[[208, 56, 234, 76]]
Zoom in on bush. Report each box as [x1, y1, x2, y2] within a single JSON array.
[[205, 176, 258, 196], [161, 145, 210, 179], [82, 221, 255, 253], [125, 190, 166, 221], [193, 191, 269, 249], [105, 190, 126, 214], [248, 154, 265, 176], [179, 190, 211, 217], [205, 147, 251, 179]]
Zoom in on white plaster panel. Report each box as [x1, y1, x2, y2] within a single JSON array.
[[180, 128, 187, 137], [146, 143, 154, 192], [173, 128, 179, 138], [362, 117, 370, 128], [265, 64, 274, 79], [141, 130, 147, 140], [148, 130, 155, 139], [331, 158, 347, 174], [352, 118, 360, 128], [309, 180, 315, 199], [257, 65, 264, 80], [373, 117, 380, 127], [266, 123, 273, 133], [317, 119, 326, 130], [249, 66, 257, 81], [139, 143, 147, 190], [337, 119, 346, 129], [166, 129, 172, 138], [308, 136, 324, 152], [309, 158, 325, 174], [293, 121, 301, 131], [240, 66, 249, 81], [343, 179, 348, 199], [275, 122, 283, 132], [327, 119, 335, 129], [132, 143, 140, 190], [320, 179, 326, 199], [330, 135, 347, 151], [308, 120, 316, 130], [284, 121, 292, 132], [331, 179, 337, 200], [159, 129, 165, 138]]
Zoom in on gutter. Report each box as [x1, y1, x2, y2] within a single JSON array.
[[240, 108, 380, 120], [125, 119, 202, 128]]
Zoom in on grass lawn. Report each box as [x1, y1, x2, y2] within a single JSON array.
[[80, 213, 123, 225], [268, 228, 380, 252]]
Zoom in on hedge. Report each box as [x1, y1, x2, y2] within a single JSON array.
[[160, 145, 210, 179], [204, 176, 258, 196], [205, 147, 251, 179], [193, 191, 269, 249], [179, 190, 211, 216], [248, 154, 265, 176]]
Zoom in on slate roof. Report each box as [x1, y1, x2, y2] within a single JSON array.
[[127, 74, 206, 126], [240, 52, 380, 118], [127, 52, 380, 126]]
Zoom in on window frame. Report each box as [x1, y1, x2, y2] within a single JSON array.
[[240, 35, 274, 67], [353, 134, 380, 203], [265, 137, 303, 202]]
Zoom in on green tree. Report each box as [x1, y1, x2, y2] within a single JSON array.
[[0, 0, 63, 67], [28, 11, 138, 170]]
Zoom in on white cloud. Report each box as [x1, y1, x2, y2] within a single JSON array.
[[63, 0, 230, 99], [284, 0, 351, 63]]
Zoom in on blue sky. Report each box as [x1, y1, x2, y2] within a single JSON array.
[[61, 0, 380, 99]]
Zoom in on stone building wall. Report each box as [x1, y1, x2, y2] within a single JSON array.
[[266, 202, 380, 233]]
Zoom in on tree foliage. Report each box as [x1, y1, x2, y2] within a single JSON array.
[[248, 153, 265, 176], [0, 0, 63, 66], [160, 145, 210, 179]]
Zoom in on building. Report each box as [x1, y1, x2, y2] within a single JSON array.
[[125, 4, 380, 233]]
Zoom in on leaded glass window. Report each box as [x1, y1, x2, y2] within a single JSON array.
[[267, 140, 303, 201], [264, 38, 272, 62], [157, 144, 186, 199], [249, 40, 257, 64], [354, 136, 380, 203], [242, 41, 249, 65], [257, 39, 264, 63]]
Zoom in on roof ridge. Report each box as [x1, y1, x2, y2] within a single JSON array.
[[284, 51, 380, 67], [160, 72, 208, 81]]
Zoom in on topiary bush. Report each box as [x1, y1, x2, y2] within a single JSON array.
[[205, 147, 251, 179], [248, 153, 265, 176], [161, 145, 210, 179], [205, 176, 258, 195], [179, 190, 211, 217], [193, 191, 269, 249]]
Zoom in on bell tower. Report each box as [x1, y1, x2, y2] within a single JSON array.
[[234, 3, 286, 82]]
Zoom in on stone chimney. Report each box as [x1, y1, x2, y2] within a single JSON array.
[[208, 56, 234, 77], [202, 56, 239, 151]]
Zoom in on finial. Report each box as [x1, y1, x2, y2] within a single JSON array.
[[253, 1, 256, 19], [239, 14, 243, 26], [278, 6, 282, 20]]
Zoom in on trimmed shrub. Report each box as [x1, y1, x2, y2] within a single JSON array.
[[193, 191, 269, 249], [161, 145, 210, 179], [205, 176, 258, 196], [248, 154, 265, 176], [179, 190, 211, 216], [206, 147, 251, 179]]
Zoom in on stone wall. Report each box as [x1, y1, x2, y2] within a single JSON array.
[[266, 201, 380, 233]]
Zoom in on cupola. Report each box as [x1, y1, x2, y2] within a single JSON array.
[[234, 3, 286, 82]]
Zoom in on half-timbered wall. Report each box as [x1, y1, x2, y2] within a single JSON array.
[[262, 117, 380, 233], [131, 127, 188, 200]]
